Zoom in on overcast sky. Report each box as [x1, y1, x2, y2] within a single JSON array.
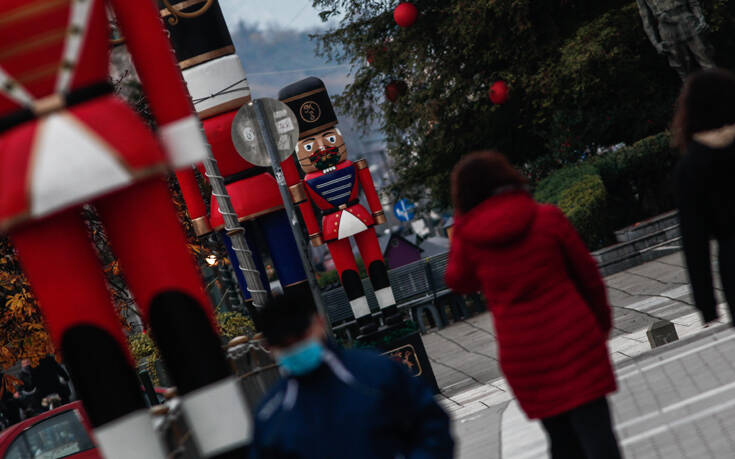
[[219, 0, 328, 30]]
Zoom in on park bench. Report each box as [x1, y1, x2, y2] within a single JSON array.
[[388, 262, 443, 332], [426, 252, 476, 321], [322, 252, 470, 338]]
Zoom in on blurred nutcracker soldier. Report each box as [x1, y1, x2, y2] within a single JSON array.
[[278, 77, 402, 336], [159, 0, 311, 310], [0, 1, 250, 458]]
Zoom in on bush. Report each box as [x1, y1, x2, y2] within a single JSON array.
[[534, 165, 609, 248], [593, 132, 677, 226], [533, 131, 677, 250], [558, 174, 608, 248], [128, 332, 162, 385], [216, 311, 256, 342], [534, 164, 599, 204]]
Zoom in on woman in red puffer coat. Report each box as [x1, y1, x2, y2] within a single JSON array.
[[446, 151, 621, 459]]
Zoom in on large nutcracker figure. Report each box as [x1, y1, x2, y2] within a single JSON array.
[[159, 0, 310, 308], [0, 1, 250, 458], [278, 77, 402, 335]]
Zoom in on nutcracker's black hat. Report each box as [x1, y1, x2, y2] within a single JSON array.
[[158, 0, 234, 70], [278, 77, 338, 139]]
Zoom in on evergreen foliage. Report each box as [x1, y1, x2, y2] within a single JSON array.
[[535, 165, 608, 248], [311, 0, 735, 208], [534, 131, 677, 249]]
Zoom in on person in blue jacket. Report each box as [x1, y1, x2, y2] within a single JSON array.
[[251, 294, 454, 459]]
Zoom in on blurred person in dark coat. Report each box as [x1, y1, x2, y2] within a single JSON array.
[[0, 372, 22, 426], [31, 355, 71, 407], [18, 359, 41, 416], [445, 151, 620, 459], [672, 68, 735, 326], [250, 294, 454, 459]]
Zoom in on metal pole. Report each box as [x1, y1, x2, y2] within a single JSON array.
[[223, 260, 246, 312], [252, 99, 333, 338], [198, 125, 269, 310], [138, 371, 160, 406]]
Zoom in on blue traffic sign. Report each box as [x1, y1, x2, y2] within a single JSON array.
[[393, 198, 416, 222]]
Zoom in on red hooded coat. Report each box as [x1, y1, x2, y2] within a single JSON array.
[[445, 191, 616, 419]]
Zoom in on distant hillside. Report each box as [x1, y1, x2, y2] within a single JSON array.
[[230, 22, 351, 99], [229, 22, 384, 160]]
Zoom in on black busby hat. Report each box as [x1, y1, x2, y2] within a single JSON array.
[[158, 0, 234, 70], [278, 77, 338, 139]]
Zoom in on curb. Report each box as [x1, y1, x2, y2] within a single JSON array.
[[613, 322, 732, 372]]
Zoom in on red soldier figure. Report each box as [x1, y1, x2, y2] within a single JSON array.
[[0, 1, 250, 458], [159, 0, 311, 310], [279, 77, 402, 335]]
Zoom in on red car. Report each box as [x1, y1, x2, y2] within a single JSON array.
[[0, 401, 100, 459]]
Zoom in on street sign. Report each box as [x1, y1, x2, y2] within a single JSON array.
[[231, 98, 299, 167], [393, 198, 416, 222]]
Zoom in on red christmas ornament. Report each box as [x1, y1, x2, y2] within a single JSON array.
[[385, 81, 408, 102], [489, 80, 509, 105], [394, 2, 418, 28]]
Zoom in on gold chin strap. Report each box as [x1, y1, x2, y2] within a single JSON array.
[[160, 0, 215, 25]]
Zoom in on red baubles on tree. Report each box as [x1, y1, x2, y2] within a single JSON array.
[[489, 80, 509, 105], [385, 80, 408, 102], [394, 2, 418, 28]]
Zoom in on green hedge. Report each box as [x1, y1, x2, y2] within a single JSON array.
[[535, 165, 608, 248], [593, 132, 677, 228], [533, 132, 677, 250], [534, 164, 599, 205], [559, 174, 608, 246]]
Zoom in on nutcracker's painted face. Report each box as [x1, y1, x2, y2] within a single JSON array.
[[296, 129, 347, 173]]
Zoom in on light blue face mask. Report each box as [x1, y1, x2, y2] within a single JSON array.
[[276, 340, 324, 376]]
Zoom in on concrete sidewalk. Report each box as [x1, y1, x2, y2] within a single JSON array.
[[420, 250, 735, 458], [425, 252, 727, 413], [423, 251, 726, 399], [498, 325, 735, 459]]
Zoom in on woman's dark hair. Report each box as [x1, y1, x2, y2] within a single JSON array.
[[673, 68, 735, 151], [451, 150, 528, 214]]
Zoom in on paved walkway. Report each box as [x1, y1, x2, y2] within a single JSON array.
[[499, 326, 735, 459], [420, 250, 735, 458], [423, 251, 725, 399]]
